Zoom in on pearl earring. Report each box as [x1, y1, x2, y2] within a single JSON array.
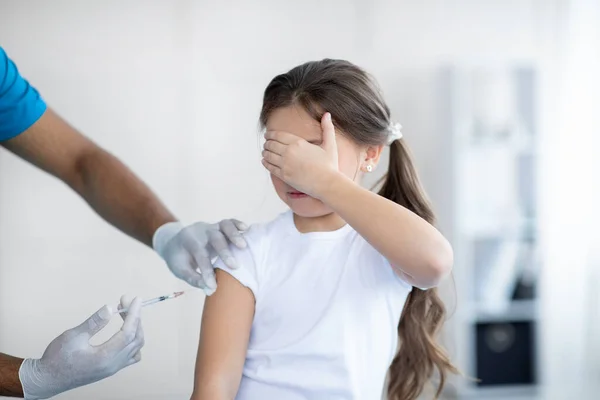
[[366, 164, 373, 172]]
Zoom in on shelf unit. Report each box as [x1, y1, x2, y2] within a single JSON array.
[[439, 64, 542, 399]]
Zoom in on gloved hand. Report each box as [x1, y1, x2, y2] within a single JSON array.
[[19, 296, 144, 399], [153, 219, 248, 295]]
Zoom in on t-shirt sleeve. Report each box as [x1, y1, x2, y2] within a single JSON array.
[[353, 236, 431, 290], [0, 47, 47, 141], [351, 232, 414, 292], [213, 225, 264, 300]]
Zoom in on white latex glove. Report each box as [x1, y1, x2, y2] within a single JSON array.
[[19, 296, 144, 400], [153, 219, 248, 295]]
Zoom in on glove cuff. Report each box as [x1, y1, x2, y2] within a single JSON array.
[[19, 358, 48, 400], [152, 221, 184, 259]]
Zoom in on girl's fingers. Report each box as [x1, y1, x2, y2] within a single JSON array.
[[261, 158, 282, 178], [263, 140, 286, 155], [262, 150, 283, 166], [264, 130, 298, 145], [320, 112, 339, 159]]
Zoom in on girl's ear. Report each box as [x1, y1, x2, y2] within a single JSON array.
[[360, 145, 385, 173]]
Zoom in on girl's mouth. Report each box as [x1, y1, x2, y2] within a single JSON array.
[[288, 191, 308, 199]]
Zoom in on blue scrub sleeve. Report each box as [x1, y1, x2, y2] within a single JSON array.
[[0, 47, 47, 141]]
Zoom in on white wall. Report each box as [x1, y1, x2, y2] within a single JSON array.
[[537, 0, 600, 397], [0, 1, 559, 399]]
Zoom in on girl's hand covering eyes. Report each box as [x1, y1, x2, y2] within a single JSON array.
[[262, 112, 340, 199]]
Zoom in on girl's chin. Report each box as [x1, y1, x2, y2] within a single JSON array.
[[287, 200, 331, 218]]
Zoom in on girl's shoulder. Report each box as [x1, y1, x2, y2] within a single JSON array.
[[242, 210, 293, 245], [216, 211, 291, 299]]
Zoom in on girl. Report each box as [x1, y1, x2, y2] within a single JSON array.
[[192, 59, 457, 400]]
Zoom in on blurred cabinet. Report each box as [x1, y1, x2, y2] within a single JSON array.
[[439, 65, 542, 399]]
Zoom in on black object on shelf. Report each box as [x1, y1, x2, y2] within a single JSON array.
[[512, 276, 536, 300], [475, 320, 536, 386]]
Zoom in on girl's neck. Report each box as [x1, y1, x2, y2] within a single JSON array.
[[292, 212, 347, 233]]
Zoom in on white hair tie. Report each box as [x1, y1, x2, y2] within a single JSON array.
[[386, 122, 403, 145]]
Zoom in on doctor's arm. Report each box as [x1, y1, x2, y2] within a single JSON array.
[[1, 108, 175, 246], [191, 270, 254, 400], [0, 354, 25, 397], [1, 107, 248, 291]]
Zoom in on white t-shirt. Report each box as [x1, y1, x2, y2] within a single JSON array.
[[214, 210, 412, 400]]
